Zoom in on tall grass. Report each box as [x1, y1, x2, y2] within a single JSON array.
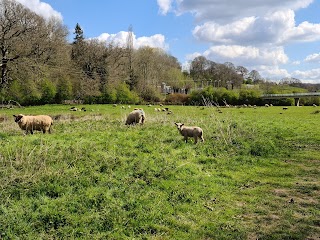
[[0, 105, 319, 239]]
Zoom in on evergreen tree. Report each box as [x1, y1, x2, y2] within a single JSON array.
[[71, 23, 85, 61], [73, 23, 84, 44]]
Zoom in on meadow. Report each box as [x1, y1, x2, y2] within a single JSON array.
[[0, 104, 319, 239]]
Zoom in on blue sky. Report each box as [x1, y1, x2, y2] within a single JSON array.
[[16, 0, 320, 83]]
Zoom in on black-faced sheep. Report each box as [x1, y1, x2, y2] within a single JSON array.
[[175, 122, 204, 144], [13, 114, 53, 134], [125, 109, 145, 125]]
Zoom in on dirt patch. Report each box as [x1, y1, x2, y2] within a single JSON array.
[[272, 189, 289, 197]]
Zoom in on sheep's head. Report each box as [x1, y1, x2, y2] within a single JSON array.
[[13, 114, 24, 123], [175, 122, 184, 131]]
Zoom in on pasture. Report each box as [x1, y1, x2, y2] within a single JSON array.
[[0, 104, 319, 239]]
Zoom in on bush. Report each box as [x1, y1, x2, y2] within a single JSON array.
[[139, 86, 162, 102], [239, 89, 263, 105], [21, 81, 42, 105], [55, 78, 73, 103], [115, 83, 140, 104], [165, 93, 190, 105], [40, 79, 56, 104], [188, 87, 241, 106]]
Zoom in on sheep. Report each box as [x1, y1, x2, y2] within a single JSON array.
[[125, 109, 145, 125], [174, 122, 204, 144], [13, 114, 53, 134]]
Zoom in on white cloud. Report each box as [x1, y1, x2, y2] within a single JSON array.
[[15, 0, 62, 21], [304, 53, 320, 63], [185, 52, 202, 61], [258, 66, 290, 80], [192, 17, 256, 45], [284, 21, 320, 43], [95, 31, 169, 51], [192, 9, 320, 46], [135, 34, 168, 50], [157, 0, 173, 15], [173, 0, 313, 23], [291, 68, 320, 83], [202, 45, 288, 67]]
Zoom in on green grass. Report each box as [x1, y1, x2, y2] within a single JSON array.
[[0, 104, 319, 239]]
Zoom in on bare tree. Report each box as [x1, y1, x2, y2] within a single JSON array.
[[0, 0, 67, 90]]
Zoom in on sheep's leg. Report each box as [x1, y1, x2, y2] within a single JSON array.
[[194, 136, 198, 144], [184, 136, 188, 143]]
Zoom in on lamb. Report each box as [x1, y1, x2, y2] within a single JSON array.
[[13, 114, 53, 134], [175, 122, 204, 144], [125, 109, 145, 125]]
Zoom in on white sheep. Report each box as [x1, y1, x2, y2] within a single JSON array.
[[13, 114, 53, 134], [174, 122, 204, 144], [125, 109, 145, 125]]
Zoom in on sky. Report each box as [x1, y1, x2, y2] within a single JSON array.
[[15, 0, 320, 83]]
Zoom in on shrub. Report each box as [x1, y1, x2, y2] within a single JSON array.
[[139, 86, 162, 102], [165, 93, 190, 105], [55, 78, 73, 103], [239, 89, 263, 105], [40, 79, 57, 104], [188, 87, 240, 106], [115, 83, 140, 104]]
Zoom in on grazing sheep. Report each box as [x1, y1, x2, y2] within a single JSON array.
[[13, 114, 53, 134], [125, 109, 145, 125], [174, 122, 204, 144]]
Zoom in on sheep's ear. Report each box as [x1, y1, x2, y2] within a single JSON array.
[[174, 122, 178, 126], [14, 115, 22, 122], [181, 123, 184, 126], [13, 115, 16, 117]]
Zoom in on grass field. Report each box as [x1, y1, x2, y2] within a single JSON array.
[[0, 104, 319, 239]]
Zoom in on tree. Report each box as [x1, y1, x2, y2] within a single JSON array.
[[71, 23, 85, 62], [190, 56, 209, 82], [236, 66, 249, 78], [249, 70, 263, 84], [73, 23, 84, 43], [0, 0, 67, 90]]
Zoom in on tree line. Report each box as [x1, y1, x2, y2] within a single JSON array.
[[0, 0, 318, 106]]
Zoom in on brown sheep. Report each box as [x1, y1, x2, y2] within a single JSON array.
[[13, 114, 53, 134], [175, 122, 204, 144], [125, 109, 145, 125]]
